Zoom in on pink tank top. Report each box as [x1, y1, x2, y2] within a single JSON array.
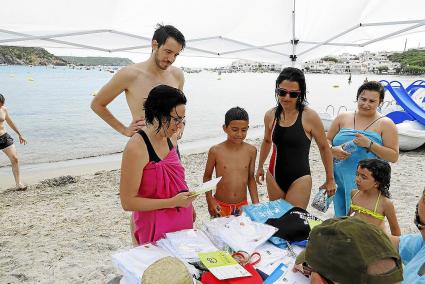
[[133, 148, 193, 244]]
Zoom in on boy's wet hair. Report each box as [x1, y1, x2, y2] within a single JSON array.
[[356, 81, 385, 103], [153, 24, 186, 49], [0, 93, 4, 104], [358, 158, 391, 198], [144, 85, 187, 133], [224, 107, 249, 126]]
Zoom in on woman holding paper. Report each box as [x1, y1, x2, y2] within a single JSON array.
[[119, 85, 196, 245]]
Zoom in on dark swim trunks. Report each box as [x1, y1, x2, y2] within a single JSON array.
[[0, 133, 14, 150]]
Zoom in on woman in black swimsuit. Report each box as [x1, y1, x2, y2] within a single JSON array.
[[255, 68, 335, 209], [0, 94, 27, 190]]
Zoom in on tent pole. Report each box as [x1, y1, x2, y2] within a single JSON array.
[[290, 0, 297, 67]]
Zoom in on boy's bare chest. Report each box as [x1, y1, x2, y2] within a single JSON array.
[[217, 151, 250, 170]]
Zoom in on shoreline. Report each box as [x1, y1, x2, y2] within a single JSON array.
[[0, 128, 265, 190]]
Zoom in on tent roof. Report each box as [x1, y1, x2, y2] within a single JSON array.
[[1, 0, 425, 65]]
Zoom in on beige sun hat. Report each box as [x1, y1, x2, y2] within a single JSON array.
[[141, 256, 194, 284]]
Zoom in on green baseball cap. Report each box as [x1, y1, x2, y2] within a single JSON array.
[[296, 217, 403, 284]]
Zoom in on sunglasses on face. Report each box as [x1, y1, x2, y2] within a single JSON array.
[[275, 88, 301, 98], [415, 204, 425, 230], [169, 115, 186, 126]]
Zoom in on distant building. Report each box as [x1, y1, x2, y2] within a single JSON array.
[[230, 59, 282, 72], [303, 50, 400, 74]]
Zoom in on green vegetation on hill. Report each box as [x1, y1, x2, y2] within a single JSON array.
[[0, 46, 67, 65], [60, 56, 133, 66], [0, 46, 134, 66], [389, 49, 425, 74], [321, 56, 339, 63]]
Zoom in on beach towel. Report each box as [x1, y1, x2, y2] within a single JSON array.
[[133, 148, 193, 244], [399, 233, 425, 283], [332, 128, 382, 216], [242, 199, 293, 224]]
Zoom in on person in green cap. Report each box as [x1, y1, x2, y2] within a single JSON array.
[[293, 217, 403, 283]]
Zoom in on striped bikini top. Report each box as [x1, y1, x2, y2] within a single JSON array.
[[350, 190, 385, 221]]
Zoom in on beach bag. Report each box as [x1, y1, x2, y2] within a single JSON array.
[[311, 188, 334, 213], [265, 207, 321, 242]]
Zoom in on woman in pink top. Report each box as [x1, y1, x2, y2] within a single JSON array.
[[120, 85, 196, 245]]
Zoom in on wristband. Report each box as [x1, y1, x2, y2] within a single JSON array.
[[367, 140, 374, 152]]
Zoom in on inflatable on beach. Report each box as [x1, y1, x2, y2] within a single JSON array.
[[380, 80, 425, 151]]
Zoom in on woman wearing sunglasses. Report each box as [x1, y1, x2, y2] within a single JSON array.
[[119, 85, 196, 245], [255, 67, 336, 209], [326, 81, 399, 217]]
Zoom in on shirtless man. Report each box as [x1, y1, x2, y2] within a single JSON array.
[[203, 107, 259, 218], [0, 93, 27, 190], [90, 24, 185, 137], [90, 24, 186, 244]]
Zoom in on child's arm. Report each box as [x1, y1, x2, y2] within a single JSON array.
[[248, 146, 259, 204], [203, 147, 219, 216], [384, 200, 401, 236], [255, 110, 274, 184]]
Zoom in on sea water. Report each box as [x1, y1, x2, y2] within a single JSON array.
[[0, 65, 415, 167]]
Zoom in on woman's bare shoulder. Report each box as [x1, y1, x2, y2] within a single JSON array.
[[125, 133, 147, 155]]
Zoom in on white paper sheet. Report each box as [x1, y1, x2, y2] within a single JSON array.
[[190, 176, 222, 196]]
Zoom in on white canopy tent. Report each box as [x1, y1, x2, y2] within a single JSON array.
[[1, 0, 425, 66]]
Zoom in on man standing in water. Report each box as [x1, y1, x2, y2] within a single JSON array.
[[91, 24, 186, 245], [91, 24, 185, 137]]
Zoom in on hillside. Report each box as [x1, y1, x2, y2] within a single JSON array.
[[0, 46, 67, 65], [389, 49, 425, 74], [60, 56, 133, 66], [0, 46, 134, 66]]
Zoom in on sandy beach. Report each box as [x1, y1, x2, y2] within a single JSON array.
[[1, 138, 424, 283]]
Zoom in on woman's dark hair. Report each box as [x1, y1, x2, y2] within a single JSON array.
[[356, 81, 385, 103], [144, 85, 187, 133], [152, 24, 186, 49], [224, 106, 249, 126], [0, 93, 4, 104], [274, 67, 307, 122], [358, 158, 391, 198]]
